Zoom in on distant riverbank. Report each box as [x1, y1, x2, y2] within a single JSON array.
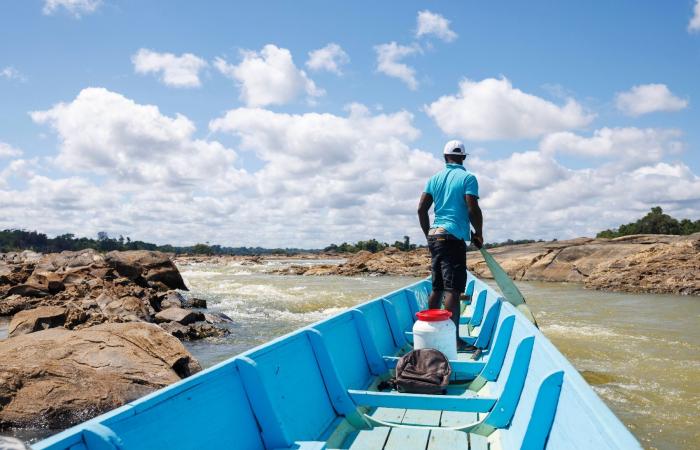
[[195, 233, 700, 296]]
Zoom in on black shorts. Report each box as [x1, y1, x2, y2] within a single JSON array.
[[427, 235, 467, 293]]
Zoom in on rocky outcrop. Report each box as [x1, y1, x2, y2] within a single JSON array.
[[0, 250, 228, 339], [105, 251, 187, 291], [0, 322, 200, 430], [269, 234, 700, 295], [270, 247, 431, 277], [469, 234, 699, 295], [154, 307, 204, 325], [8, 306, 66, 338]]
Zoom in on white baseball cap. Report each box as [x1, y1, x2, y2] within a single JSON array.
[[443, 139, 468, 156]]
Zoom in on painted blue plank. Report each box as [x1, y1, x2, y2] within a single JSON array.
[[351, 309, 389, 375], [237, 356, 291, 449], [474, 300, 502, 350], [242, 331, 338, 445], [356, 301, 397, 357], [307, 329, 365, 427], [401, 409, 441, 426], [468, 290, 487, 328], [381, 299, 408, 348], [370, 407, 406, 423], [469, 434, 489, 450], [519, 371, 564, 450], [427, 429, 468, 449], [481, 316, 515, 378], [440, 411, 479, 428], [383, 428, 430, 450], [313, 313, 373, 390], [348, 390, 496, 413], [347, 427, 391, 450], [481, 336, 535, 429]]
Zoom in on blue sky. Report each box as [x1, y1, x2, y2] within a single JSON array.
[[1, 0, 699, 247]]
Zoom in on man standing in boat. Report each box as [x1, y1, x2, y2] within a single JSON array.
[[417, 140, 483, 351]]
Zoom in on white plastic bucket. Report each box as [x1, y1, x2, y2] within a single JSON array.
[[412, 309, 457, 360]]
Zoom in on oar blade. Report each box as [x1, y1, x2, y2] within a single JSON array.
[[479, 248, 539, 328]]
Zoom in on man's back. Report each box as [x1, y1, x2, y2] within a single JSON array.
[[424, 163, 479, 241]]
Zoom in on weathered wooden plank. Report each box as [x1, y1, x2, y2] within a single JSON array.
[[347, 427, 391, 450], [469, 433, 490, 450], [383, 427, 431, 450], [401, 408, 441, 426], [440, 411, 479, 428], [427, 429, 469, 449], [370, 407, 406, 423]]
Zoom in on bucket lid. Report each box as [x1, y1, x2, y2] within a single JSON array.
[[416, 309, 452, 322]]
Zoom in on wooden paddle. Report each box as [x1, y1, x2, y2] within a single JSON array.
[[479, 248, 539, 328]]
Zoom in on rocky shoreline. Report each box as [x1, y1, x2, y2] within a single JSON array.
[[269, 233, 700, 295], [0, 250, 231, 432]]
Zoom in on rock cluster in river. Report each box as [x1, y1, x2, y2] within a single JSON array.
[[0, 250, 230, 432], [0, 249, 229, 339], [270, 234, 700, 295]]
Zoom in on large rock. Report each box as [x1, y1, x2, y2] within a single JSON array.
[[8, 306, 66, 337], [0, 295, 44, 316], [159, 291, 184, 309], [96, 292, 152, 322], [0, 322, 200, 430], [105, 251, 188, 291], [154, 307, 204, 325]]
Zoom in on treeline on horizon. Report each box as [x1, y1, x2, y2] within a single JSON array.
[[1, 207, 697, 255], [0, 231, 313, 256], [596, 207, 700, 238]]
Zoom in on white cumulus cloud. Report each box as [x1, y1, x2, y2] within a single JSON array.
[[306, 43, 350, 75], [214, 44, 324, 107], [689, 0, 700, 32], [209, 104, 440, 245], [416, 10, 457, 42], [425, 77, 595, 141], [540, 127, 683, 170], [132, 49, 208, 88], [614, 84, 688, 117], [43, 0, 101, 17], [374, 42, 421, 90], [30, 87, 243, 189], [5, 90, 699, 248], [0, 142, 23, 158]]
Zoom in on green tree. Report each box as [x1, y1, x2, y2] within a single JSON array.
[[597, 207, 700, 238]]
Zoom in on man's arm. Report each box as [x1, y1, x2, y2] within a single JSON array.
[[417, 193, 433, 238], [466, 194, 483, 248]]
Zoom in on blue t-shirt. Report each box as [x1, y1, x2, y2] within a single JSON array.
[[424, 163, 479, 241]]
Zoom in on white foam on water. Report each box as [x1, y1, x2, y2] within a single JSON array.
[[542, 323, 622, 339], [231, 270, 253, 276], [179, 270, 222, 278], [289, 286, 307, 291]]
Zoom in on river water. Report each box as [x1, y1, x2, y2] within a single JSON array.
[[178, 259, 699, 450]]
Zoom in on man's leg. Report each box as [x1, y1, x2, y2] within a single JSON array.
[[443, 289, 460, 332], [427, 236, 445, 310], [442, 239, 472, 350], [428, 290, 443, 309]]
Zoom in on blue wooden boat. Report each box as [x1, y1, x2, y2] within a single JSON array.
[[33, 273, 642, 450]]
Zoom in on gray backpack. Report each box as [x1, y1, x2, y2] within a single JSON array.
[[380, 348, 452, 394]]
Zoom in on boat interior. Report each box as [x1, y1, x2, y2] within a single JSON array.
[[34, 273, 641, 450]]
